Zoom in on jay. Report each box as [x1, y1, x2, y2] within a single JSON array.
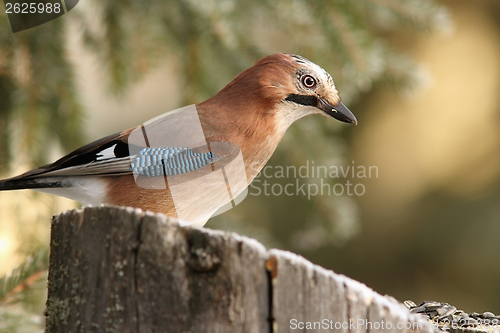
[[0, 54, 357, 226]]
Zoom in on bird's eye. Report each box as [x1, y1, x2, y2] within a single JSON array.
[[301, 75, 317, 88]]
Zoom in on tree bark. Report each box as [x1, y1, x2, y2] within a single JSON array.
[[45, 206, 437, 333]]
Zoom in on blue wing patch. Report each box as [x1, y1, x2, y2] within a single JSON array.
[[130, 147, 218, 177]]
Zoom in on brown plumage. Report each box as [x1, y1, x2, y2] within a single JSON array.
[[0, 53, 357, 226]]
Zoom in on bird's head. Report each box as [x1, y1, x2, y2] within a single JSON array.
[[199, 53, 357, 137], [253, 53, 357, 128]]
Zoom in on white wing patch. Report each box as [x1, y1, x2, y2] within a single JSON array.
[[96, 144, 117, 160]]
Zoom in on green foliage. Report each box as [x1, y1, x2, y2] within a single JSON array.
[[73, 0, 449, 102], [0, 17, 83, 172], [0, 247, 49, 305], [0, 248, 48, 332], [0, 75, 15, 169]]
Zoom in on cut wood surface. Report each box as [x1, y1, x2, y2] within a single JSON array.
[[45, 206, 439, 333]]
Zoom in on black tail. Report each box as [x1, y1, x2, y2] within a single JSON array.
[[0, 178, 64, 191]]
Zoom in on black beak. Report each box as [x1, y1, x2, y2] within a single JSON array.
[[318, 98, 358, 125]]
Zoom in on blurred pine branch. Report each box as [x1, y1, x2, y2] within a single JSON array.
[[0, 247, 48, 305], [0, 248, 48, 332], [74, 0, 449, 102], [0, 17, 84, 172]]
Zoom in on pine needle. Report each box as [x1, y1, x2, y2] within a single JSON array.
[[0, 248, 49, 305]]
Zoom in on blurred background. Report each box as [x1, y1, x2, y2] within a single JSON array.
[[1, 0, 499, 330]]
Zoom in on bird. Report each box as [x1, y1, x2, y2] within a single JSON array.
[[0, 53, 357, 226]]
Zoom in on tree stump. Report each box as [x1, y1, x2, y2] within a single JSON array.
[[45, 206, 438, 333]]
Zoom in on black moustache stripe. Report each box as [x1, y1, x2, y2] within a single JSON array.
[[285, 94, 319, 107]]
